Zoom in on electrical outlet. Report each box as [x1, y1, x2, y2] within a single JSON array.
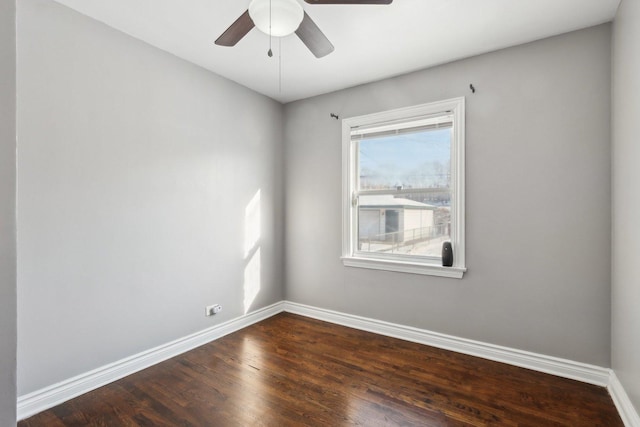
[[205, 304, 222, 316]]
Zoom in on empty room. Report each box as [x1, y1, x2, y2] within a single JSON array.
[[1, 0, 639, 425]]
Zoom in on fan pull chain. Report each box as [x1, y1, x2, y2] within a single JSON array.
[[279, 38, 282, 93], [267, 0, 273, 57]]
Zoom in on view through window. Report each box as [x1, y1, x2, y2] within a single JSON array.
[[356, 124, 451, 258]]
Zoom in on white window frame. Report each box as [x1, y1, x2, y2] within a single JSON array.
[[341, 97, 466, 278]]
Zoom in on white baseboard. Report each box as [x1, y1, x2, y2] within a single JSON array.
[[17, 301, 285, 421], [609, 371, 640, 427], [282, 301, 611, 387]]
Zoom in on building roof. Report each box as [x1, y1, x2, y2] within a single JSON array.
[[359, 195, 436, 210]]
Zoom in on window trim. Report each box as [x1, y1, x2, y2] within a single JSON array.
[[341, 98, 466, 278]]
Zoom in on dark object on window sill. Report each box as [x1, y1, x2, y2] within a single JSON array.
[[442, 242, 453, 267]]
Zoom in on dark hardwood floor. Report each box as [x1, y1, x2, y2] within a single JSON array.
[[20, 313, 623, 426]]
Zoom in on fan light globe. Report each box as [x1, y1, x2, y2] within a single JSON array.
[[249, 0, 304, 37]]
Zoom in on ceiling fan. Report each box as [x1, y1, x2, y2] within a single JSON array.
[[215, 0, 393, 58]]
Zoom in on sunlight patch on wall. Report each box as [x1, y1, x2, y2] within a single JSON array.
[[243, 189, 261, 314], [243, 248, 261, 314], [244, 189, 261, 257]]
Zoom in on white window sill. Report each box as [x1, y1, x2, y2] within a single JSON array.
[[341, 256, 466, 278]]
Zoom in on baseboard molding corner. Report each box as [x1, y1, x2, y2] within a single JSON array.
[[282, 301, 611, 387], [609, 370, 640, 427], [17, 301, 285, 421]]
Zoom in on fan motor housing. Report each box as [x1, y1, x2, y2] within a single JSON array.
[[249, 0, 304, 37]]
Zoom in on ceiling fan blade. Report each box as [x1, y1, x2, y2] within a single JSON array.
[[304, 0, 392, 4], [295, 12, 335, 58], [215, 10, 255, 46]]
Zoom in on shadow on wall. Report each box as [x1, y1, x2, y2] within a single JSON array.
[[244, 189, 261, 314]]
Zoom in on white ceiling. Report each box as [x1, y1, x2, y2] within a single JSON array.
[[52, 0, 620, 103]]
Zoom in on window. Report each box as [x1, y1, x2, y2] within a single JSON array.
[[341, 98, 466, 278]]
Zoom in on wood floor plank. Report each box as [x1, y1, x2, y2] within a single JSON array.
[[19, 313, 623, 426]]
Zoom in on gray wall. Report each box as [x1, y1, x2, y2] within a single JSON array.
[[612, 0, 640, 412], [0, 0, 17, 423], [17, 0, 284, 395], [284, 25, 612, 366]]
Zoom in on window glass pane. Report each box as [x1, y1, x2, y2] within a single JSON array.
[[358, 127, 451, 191], [357, 194, 450, 257]]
